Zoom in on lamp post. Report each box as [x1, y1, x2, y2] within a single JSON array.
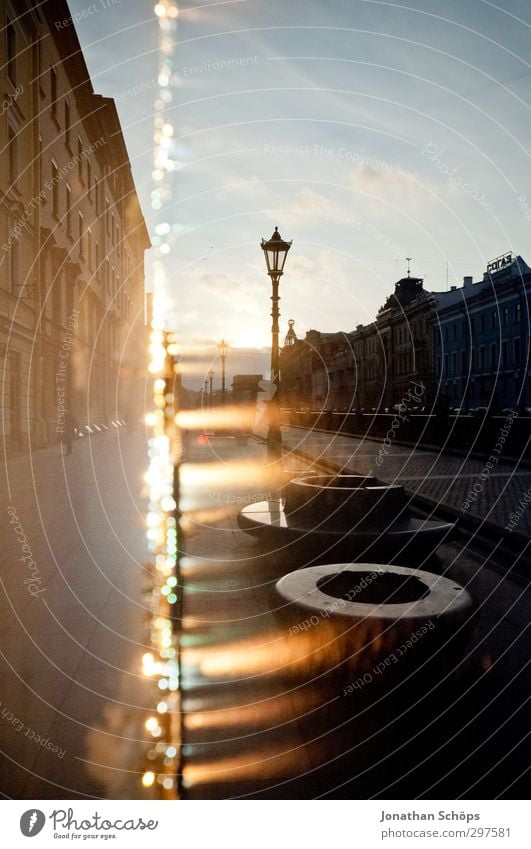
[[218, 339, 229, 405], [260, 226, 292, 465], [208, 369, 214, 407]]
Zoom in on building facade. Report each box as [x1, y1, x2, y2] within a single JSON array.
[[1, 0, 150, 452], [433, 255, 531, 411], [280, 325, 353, 410], [280, 275, 436, 411], [280, 256, 531, 414]]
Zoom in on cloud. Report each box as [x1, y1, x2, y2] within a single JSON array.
[[173, 309, 199, 327], [288, 253, 316, 274], [197, 270, 263, 316], [351, 164, 437, 207], [265, 186, 346, 226]]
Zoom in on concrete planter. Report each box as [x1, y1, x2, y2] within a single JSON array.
[[238, 474, 455, 568], [275, 563, 478, 692]]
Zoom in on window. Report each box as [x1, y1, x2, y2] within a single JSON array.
[[77, 138, 84, 182], [51, 161, 59, 217], [461, 350, 466, 372], [38, 133, 43, 191], [444, 326, 449, 343], [514, 337, 521, 365], [502, 340, 508, 366], [7, 124, 16, 186], [452, 351, 457, 375], [8, 228, 18, 293], [502, 307, 509, 326], [65, 268, 73, 317], [78, 212, 84, 257], [491, 311, 497, 330], [490, 342, 497, 369], [444, 353, 449, 375], [65, 101, 71, 149], [515, 303, 521, 324], [88, 229, 93, 269], [66, 184, 72, 234], [87, 161, 92, 200], [479, 345, 485, 370], [6, 18, 16, 85], [50, 67, 58, 121]]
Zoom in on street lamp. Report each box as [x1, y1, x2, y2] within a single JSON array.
[[218, 339, 229, 405], [208, 369, 214, 406], [260, 225, 292, 465]]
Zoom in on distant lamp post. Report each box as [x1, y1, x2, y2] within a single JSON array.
[[208, 369, 214, 406], [260, 225, 292, 464], [218, 339, 229, 404]]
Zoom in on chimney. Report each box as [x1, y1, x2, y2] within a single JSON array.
[[450, 286, 456, 291], [356, 324, 363, 331], [463, 275, 473, 288]]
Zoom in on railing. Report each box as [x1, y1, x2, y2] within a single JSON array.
[[281, 409, 530, 457]]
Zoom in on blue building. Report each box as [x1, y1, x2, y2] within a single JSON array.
[[433, 253, 531, 411]]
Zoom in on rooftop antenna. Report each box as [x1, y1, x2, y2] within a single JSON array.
[[406, 256, 412, 277]]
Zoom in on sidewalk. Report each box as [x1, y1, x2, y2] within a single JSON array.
[[0, 431, 153, 798]]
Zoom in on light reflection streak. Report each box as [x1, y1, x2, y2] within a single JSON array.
[[182, 629, 336, 679], [182, 744, 314, 787], [183, 689, 325, 733], [180, 461, 279, 492], [177, 404, 256, 431], [141, 0, 181, 800]]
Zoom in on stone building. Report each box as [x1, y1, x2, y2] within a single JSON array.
[[368, 274, 435, 410], [280, 257, 531, 414], [280, 325, 352, 409], [280, 275, 436, 411], [433, 254, 531, 411], [0, 0, 150, 451]]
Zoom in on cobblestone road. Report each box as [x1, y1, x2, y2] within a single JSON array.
[[278, 426, 531, 537]]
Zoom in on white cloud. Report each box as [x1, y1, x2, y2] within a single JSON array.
[[265, 186, 346, 226], [351, 164, 438, 208]]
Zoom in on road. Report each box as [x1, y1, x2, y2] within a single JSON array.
[[276, 425, 531, 538]]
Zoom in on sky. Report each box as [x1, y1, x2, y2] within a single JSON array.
[[69, 0, 531, 386]]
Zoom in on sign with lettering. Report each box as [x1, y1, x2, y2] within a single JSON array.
[[487, 253, 513, 273]]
